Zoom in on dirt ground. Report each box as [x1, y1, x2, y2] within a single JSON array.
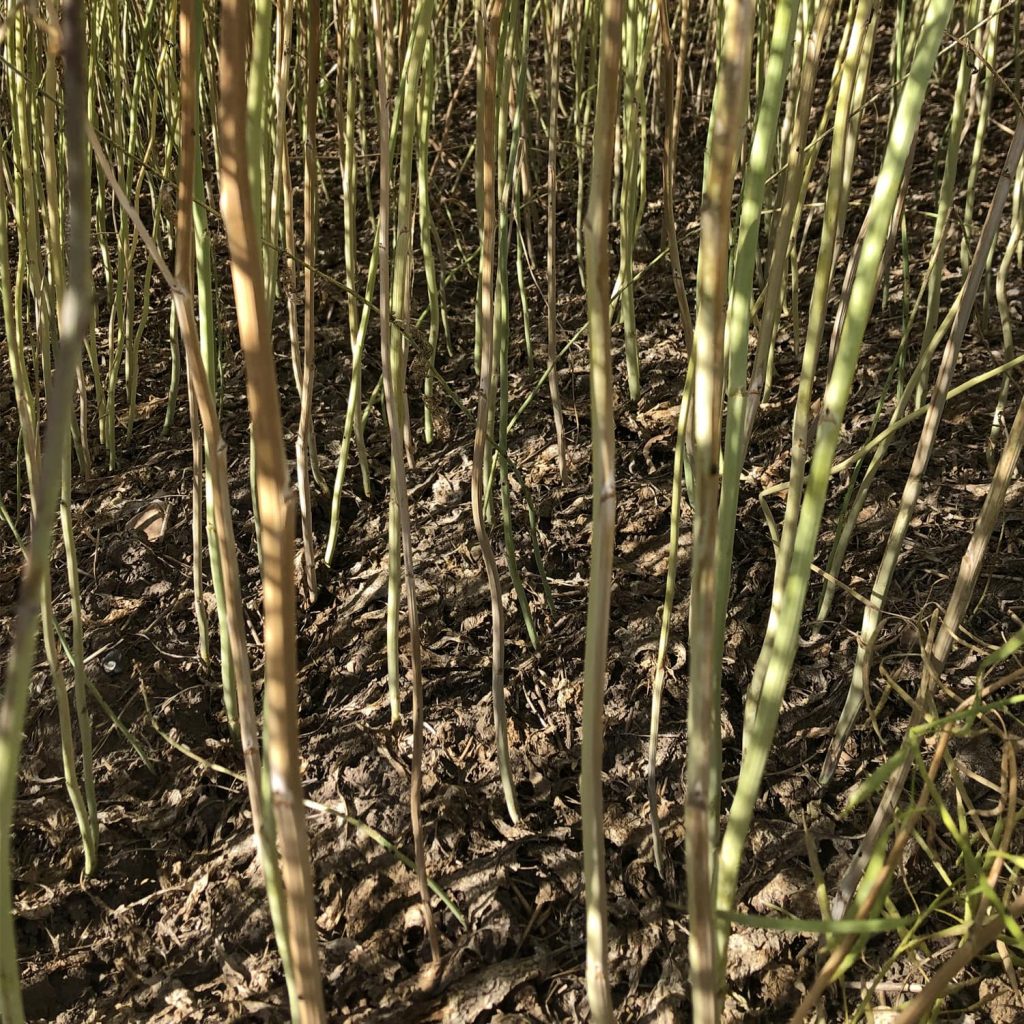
[[3, 25, 1024, 1024]]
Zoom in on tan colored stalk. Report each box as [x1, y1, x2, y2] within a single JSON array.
[[686, 0, 755, 1017], [740, 0, 837, 451], [798, 429, 1024, 1018], [392, 0, 437, 468], [824, 113, 1024, 783], [58, 456, 97, 856], [815, 190, 962, 625], [579, 0, 623, 1013], [40, 1, 90, 475], [8, 6, 55, 392], [418, 41, 443, 445], [7, 88, 93, 841], [370, 0, 442, 966], [341, 0, 372, 493], [268, 0, 295, 310], [324, 0, 374, 567], [989, 165, 1023, 466], [711, 0, 797, 853], [215, 1, 326, 1018], [645, 0, 695, 877], [392, 0, 435, 352], [88, 85, 301, 1020], [296, 0, 321, 601], [41, 570, 94, 871], [31, 0, 98, 866], [162, 0, 265, 832], [921, 1, 975, 375], [88, 0, 273, 902], [0, 5, 89, 1018], [283, 144, 303, 398], [655, 0, 692, 345], [187, 351, 210, 663], [720, 0, 956, 975], [959, 0, 1001, 281], [472, 0, 520, 825], [615, 0, 652, 400], [890, 894, 1024, 1023], [545, 0, 568, 480], [741, 0, 874, 746], [830, 283, 1024, 933]]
